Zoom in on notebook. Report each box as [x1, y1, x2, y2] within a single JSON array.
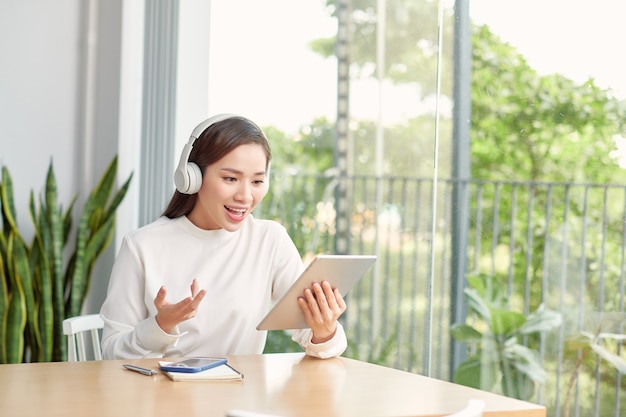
[[256, 254, 377, 330]]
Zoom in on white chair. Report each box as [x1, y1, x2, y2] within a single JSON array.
[[62, 314, 104, 361], [445, 399, 486, 417]]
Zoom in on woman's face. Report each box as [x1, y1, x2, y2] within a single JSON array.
[[187, 143, 269, 231]]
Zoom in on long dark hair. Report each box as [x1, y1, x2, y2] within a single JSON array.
[[162, 116, 271, 218]]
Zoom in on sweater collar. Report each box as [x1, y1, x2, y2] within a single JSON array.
[[175, 215, 252, 240]]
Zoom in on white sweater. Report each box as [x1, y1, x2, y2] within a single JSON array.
[[100, 215, 347, 359]]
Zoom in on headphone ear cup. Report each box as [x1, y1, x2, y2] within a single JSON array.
[[174, 160, 202, 194], [185, 162, 203, 194]]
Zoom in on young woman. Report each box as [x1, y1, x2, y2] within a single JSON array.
[[100, 114, 347, 359]]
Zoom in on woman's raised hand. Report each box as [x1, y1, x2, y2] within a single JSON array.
[[154, 278, 206, 333], [298, 281, 347, 344]]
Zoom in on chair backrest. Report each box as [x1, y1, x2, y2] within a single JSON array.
[[446, 399, 486, 417], [62, 314, 104, 361]]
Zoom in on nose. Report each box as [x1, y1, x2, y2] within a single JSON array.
[[234, 181, 252, 203]]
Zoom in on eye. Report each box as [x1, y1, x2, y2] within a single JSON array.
[[223, 177, 237, 182], [253, 179, 265, 185]]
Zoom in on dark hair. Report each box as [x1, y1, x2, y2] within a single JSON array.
[[162, 116, 271, 218]]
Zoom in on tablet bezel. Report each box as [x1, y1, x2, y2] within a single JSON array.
[[256, 254, 377, 330]]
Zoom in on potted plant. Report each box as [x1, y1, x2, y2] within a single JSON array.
[[450, 272, 563, 401], [0, 156, 132, 363]]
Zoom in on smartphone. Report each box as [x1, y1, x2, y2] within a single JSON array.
[[159, 357, 227, 373]]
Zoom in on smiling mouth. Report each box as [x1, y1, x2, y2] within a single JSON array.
[[225, 206, 247, 217]]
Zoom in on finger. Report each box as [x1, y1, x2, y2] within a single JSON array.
[[190, 289, 207, 309], [312, 282, 330, 310], [320, 281, 338, 309], [334, 288, 347, 312], [190, 279, 200, 297], [298, 296, 313, 322], [154, 285, 167, 309], [303, 287, 322, 319], [172, 300, 198, 321], [176, 288, 207, 317]]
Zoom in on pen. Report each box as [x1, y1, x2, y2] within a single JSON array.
[[123, 364, 158, 376]]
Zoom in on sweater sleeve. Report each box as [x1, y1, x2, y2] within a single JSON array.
[[290, 323, 348, 358], [100, 235, 179, 359]]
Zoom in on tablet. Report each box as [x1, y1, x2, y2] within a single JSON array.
[[256, 254, 377, 330]]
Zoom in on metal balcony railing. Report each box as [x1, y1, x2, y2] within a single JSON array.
[[258, 172, 626, 417]]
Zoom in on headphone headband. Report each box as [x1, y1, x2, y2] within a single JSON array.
[[188, 113, 241, 143], [174, 113, 241, 194]]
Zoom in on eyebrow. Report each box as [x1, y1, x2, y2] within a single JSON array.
[[220, 167, 267, 176]]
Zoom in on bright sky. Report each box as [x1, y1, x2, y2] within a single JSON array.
[[207, 0, 337, 133], [470, 0, 626, 98], [208, 0, 626, 133]]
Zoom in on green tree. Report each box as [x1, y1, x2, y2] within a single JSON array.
[[471, 24, 626, 183], [469, 23, 626, 303], [311, 0, 452, 97], [312, 1, 626, 184], [265, 117, 335, 175]]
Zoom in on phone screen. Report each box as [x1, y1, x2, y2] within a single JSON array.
[[160, 356, 228, 373], [174, 358, 221, 368]]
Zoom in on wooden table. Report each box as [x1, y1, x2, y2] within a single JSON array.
[[0, 353, 545, 417]]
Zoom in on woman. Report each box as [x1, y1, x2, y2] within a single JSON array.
[[100, 114, 348, 359]]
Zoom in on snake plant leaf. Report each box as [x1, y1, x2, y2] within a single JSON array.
[[1, 169, 27, 364], [0, 171, 9, 345], [67, 156, 132, 320], [31, 236, 53, 362], [62, 195, 77, 246], [12, 232, 40, 363], [103, 172, 133, 221], [0, 230, 5, 268], [0, 253, 8, 362], [1, 157, 131, 363], [28, 194, 54, 362], [44, 161, 64, 291], [1, 166, 18, 232], [87, 157, 118, 219], [67, 215, 115, 317], [5, 233, 27, 363], [5, 289, 26, 363], [1, 177, 13, 363], [42, 162, 66, 362], [66, 195, 108, 319]]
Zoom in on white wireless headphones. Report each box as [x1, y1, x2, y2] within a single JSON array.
[[174, 113, 240, 194]]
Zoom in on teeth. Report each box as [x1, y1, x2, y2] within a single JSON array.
[[226, 206, 246, 214]]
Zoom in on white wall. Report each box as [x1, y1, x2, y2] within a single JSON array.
[[0, 0, 211, 315], [0, 0, 125, 314], [0, 0, 85, 230]]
